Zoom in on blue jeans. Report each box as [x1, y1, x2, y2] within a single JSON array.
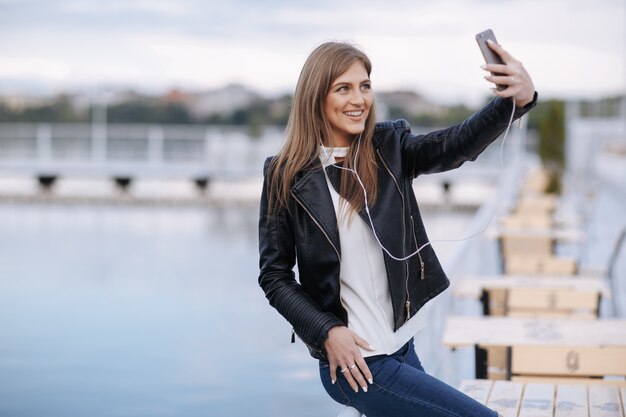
[[319, 339, 497, 417]]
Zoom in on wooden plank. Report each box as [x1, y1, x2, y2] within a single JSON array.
[[505, 257, 577, 276], [522, 169, 550, 194], [620, 388, 626, 416], [519, 383, 554, 417], [543, 258, 578, 275], [442, 317, 626, 349], [502, 214, 553, 230], [554, 384, 588, 417], [502, 235, 554, 258], [512, 376, 626, 387], [453, 277, 610, 299], [487, 346, 509, 378], [516, 198, 557, 212], [588, 385, 622, 417], [488, 288, 508, 316], [556, 291, 599, 310], [511, 346, 626, 377], [507, 289, 598, 311], [486, 380, 524, 417], [458, 379, 494, 405], [506, 310, 597, 320], [508, 288, 555, 309]]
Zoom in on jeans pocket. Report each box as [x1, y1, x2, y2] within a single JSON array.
[[319, 362, 352, 406]]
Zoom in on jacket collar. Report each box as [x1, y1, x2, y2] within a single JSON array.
[[290, 160, 341, 256], [289, 137, 398, 259]]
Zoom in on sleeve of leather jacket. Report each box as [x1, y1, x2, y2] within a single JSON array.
[[402, 93, 537, 178], [258, 158, 344, 355]]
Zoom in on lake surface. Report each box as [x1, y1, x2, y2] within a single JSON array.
[[0, 202, 473, 417]]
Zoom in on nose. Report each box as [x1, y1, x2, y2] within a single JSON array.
[[349, 90, 366, 106]]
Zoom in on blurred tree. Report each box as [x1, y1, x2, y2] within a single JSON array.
[[535, 99, 565, 194], [0, 96, 86, 122]]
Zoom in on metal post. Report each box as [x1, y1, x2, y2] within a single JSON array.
[[36, 124, 51, 164], [148, 126, 164, 166], [91, 90, 108, 166]]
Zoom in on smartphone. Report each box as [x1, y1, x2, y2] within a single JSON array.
[[475, 29, 506, 90]]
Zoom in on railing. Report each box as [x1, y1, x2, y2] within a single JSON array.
[[0, 122, 520, 185], [0, 123, 285, 179]]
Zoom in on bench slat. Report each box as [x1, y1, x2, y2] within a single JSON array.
[[588, 385, 622, 417], [459, 379, 494, 405], [507, 288, 598, 310], [512, 376, 626, 387], [512, 346, 626, 377], [486, 381, 524, 417], [554, 384, 588, 417], [519, 383, 554, 417]]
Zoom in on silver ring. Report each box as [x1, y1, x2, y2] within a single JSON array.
[[340, 367, 349, 373], [350, 364, 357, 369]]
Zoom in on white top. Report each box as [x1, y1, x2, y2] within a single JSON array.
[[320, 146, 428, 357]]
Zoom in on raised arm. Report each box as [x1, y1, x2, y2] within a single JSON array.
[[402, 42, 537, 177]]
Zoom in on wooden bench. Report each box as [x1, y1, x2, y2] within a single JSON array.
[[520, 168, 551, 194], [453, 276, 610, 319], [505, 256, 578, 275], [515, 195, 558, 213], [501, 214, 554, 230], [501, 233, 555, 259], [443, 317, 626, 381], [490, 228, 584, 275], [483, 287, 600, 319], [458, 379, 626, 417]]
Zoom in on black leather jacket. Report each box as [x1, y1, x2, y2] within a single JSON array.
[[258, 95, 537, 359]]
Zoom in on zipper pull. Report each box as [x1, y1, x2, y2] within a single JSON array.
[[420, 260, 425, 280], [405, 300, 411, 321], [291, 328, 295, 344]]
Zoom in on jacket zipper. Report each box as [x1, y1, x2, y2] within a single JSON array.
[[377, 149, 411, 322], [410, 215, 426, 281], [290, 328, 326, 357], [291, 190, 341, 261], [290, 189, 342, 355]]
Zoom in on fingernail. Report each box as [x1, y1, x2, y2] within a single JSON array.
[[480, 64, 487, 69], [368, 378, 374, 384], [362, 386, 368, 393], [487, 39, 494, 44], [353, 387, 359, 393], [369, 345, 376, 350], [332, 379, 336, 385]]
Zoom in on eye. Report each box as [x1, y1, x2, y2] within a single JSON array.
[[361, 83, 372, 91], [336, 85, 349, 93]]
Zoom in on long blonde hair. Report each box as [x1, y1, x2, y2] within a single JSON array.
[[268, 41, 378, 216]]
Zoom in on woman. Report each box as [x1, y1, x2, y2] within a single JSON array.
[[258, 41, 536, 417]]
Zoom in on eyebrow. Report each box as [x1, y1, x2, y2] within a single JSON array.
[[331, 78, 371, 88]]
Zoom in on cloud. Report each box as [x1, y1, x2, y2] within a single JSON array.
[[60, 0, 191, 16], [0, 0, 623, 102], [0, 57, 70, 80]]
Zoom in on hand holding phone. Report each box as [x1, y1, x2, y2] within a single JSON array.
[[476, 29, 506, 91]]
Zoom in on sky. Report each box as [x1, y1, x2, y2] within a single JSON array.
[[0, 0, 625, 105]]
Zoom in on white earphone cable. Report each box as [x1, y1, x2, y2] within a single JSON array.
[[325, 99, 517, 261]]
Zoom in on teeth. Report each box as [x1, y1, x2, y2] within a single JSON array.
[[345, 111, 363, 117]]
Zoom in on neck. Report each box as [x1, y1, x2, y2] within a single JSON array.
[[325, 135, 351, 148]]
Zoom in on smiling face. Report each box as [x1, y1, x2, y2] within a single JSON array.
[[323, 60, 373, 147]]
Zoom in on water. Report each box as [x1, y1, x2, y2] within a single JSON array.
[[0, 202, 473, 417]]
